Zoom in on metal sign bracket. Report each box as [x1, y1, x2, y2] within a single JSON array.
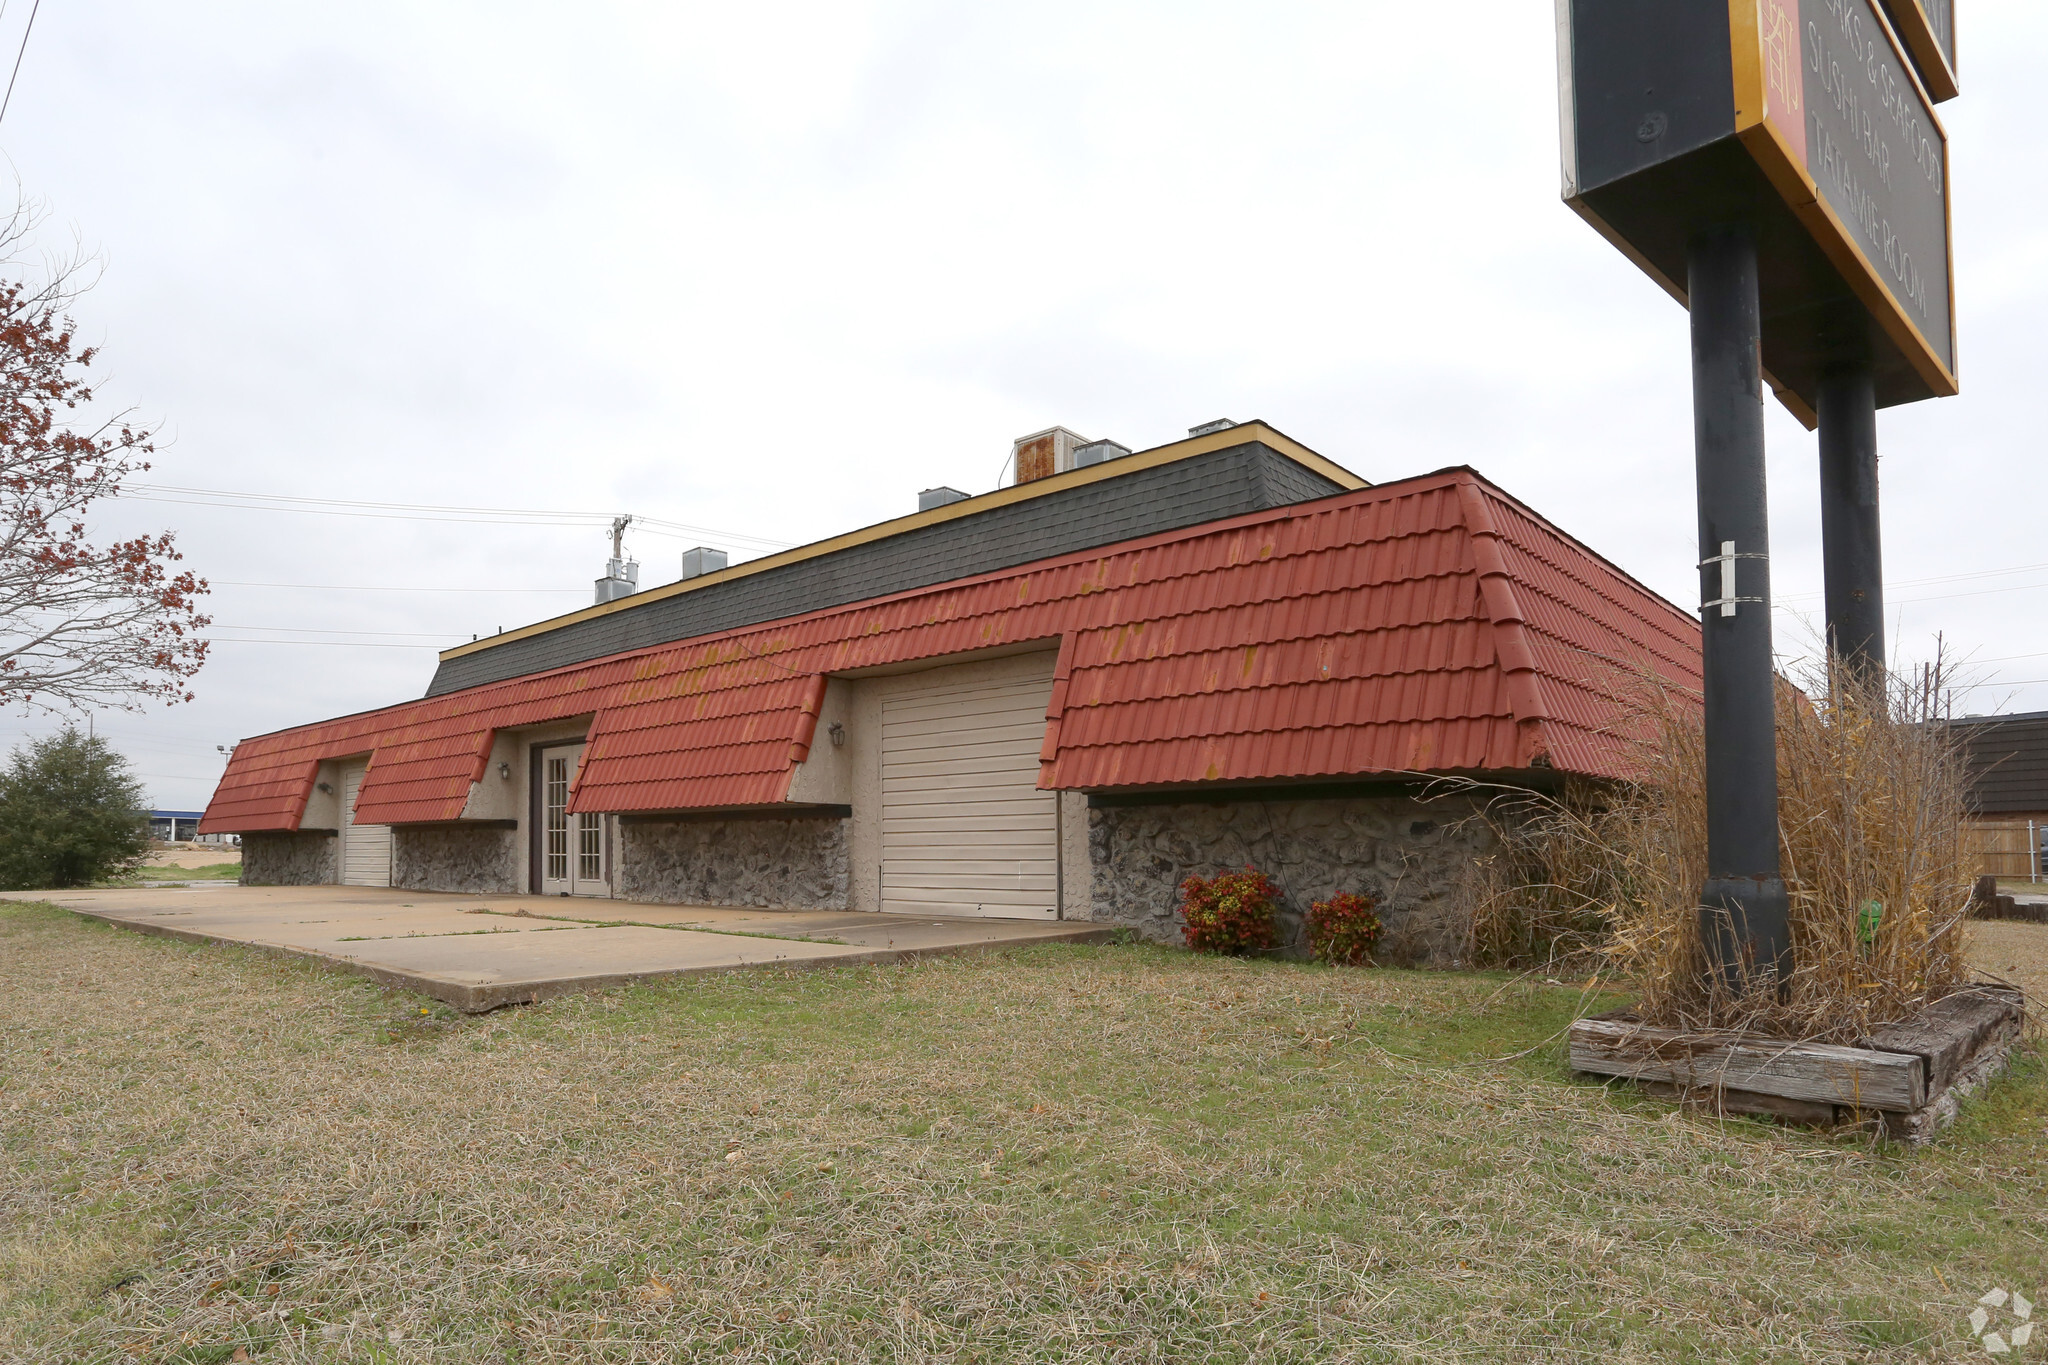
[[1699, 539, 1768, 617]]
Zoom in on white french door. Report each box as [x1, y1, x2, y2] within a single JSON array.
[[538, 743, 609, 897]]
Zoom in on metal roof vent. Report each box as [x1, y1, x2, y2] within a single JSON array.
[[1188, 418, 1237, 437], [1072, 439, 1131, 469], [918, 486, 969, 512], [679, 546, 728, 581]]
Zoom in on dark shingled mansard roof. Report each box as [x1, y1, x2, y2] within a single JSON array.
[[427, 425, 1359, 695]]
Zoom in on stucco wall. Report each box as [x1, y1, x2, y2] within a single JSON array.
[[392, 825, 521, 894], [240, 831, 337, 886], [785, 678, 854, 806], [620, 816, 849, 910], [1086, 794, 1494, 966]]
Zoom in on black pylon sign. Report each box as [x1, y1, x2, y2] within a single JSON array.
[[1876, 0, 1957, 103], [1554, 0, 1963, 993], [1557, 0, 1955, 426]]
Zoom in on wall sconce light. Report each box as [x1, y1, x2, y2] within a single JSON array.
[[827, 722, 845, 748], [498, 762, 513, 779], [316, 782, 333, 795]]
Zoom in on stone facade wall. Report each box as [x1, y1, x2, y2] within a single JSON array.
[[621, 817, 850, 910], [618, 818, 851, 912], [1086, 794, 1495, 966], [240, 831, 337, 886], [392, 825, 521, 894]]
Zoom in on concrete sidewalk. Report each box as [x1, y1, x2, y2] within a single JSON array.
[[5, 885, 1114, 1011]]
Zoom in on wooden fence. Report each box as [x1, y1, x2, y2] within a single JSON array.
[[1962, 821, 2041, 881]]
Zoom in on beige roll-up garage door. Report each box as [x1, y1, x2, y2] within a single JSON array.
[[881, 664, 1057, 919], [340, 761, 392, 888]]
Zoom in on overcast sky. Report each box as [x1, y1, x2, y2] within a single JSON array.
[[1, 2, 2042, 811]]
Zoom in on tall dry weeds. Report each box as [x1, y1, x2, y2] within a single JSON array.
[[1465, 653, 1977, 1041]]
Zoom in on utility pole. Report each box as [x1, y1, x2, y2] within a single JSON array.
[[610, 515, 632, 562]]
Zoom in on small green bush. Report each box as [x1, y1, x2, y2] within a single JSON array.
[[0, 727, 149, 889], [1176, 867, 1279, 956], [1307, 891, 1384, 966]]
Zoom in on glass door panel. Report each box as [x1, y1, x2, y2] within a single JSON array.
[[578, 813, 604, 884], [537, 743, 609, 897]]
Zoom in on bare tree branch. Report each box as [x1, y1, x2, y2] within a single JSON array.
[[0, 190, 209, 713]]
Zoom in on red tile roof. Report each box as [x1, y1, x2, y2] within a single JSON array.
[[200, 468, 1702, 834]]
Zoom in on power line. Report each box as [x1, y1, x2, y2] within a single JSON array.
[[0, 0, 38, 128], [4, 612, 459, 640], [210, 623, 463, 638], [1872, 559, 2048, 590], [206, 637, 438, 650], [212, 579, 585, 595], [117, 483, 797, 550], [1952, 677, 2048, 691], [1889, 582, 2048, 607], [1775, 580, 2048, 611], [118, 492, 777, 543], [1776, 560, 2048, 603]]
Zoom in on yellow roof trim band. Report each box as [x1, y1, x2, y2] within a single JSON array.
[[438, 421, 1367, 662]]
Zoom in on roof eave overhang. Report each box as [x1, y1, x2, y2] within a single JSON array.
[[1078, 767, 1588, 806]]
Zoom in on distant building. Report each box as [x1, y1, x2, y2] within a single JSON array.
[[1951, 711, 2048, 879], [150, 810, 237, 845], [1953, 711, 2048, 819], [150, 810, 203, 842]]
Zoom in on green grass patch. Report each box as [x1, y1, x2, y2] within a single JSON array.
[[100, 862, 242, 884]]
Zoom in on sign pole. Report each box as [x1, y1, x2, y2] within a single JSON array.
[[1688, 225, 1792, 992], [1817, 364, 1887, 679], [1559, 0, 1959, 1000]]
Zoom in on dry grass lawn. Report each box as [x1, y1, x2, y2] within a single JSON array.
[[2, 901, 2044, 1363], [1969, 920, 2048, 1008]]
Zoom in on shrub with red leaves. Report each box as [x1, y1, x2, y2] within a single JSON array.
[[1307, 891, 1384, 966], [1176, 867, 1280, 956]]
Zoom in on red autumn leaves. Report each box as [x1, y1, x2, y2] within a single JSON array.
[[0, 268, 210, 711]]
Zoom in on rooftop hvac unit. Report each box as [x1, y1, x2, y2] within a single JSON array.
[[680, 546, 729, 581], [1072, 440, 1131, 469]]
